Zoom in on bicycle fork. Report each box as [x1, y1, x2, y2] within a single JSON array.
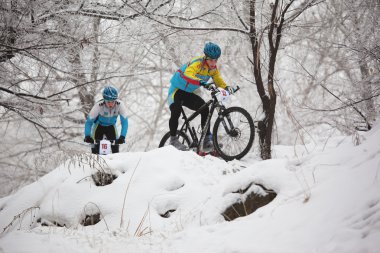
[[219, 110, 237, 137]]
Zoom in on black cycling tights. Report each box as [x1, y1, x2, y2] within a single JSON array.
[[92, 125, 119, 154], [169, 89, 210, 136]]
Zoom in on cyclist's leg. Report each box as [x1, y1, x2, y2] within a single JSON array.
[[169, 88, 185, 136], [169, 90, 188, 150], [108, 125, 119, 153], [181, 92, 211, 134], [95, 125, 117, 140], [93, 124, 106, 154], [169, 102, 182, 136], [182, 92, 213, 150], [95, 125, 119, 153], [170, 89, 207, 135], [104, 125, 118, 153]]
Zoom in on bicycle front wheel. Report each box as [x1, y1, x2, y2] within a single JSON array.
[[213, 107, 254, 161]]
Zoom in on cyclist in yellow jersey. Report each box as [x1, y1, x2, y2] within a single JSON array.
[[167, 42, 233, 150]]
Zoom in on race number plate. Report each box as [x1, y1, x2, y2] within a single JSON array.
[[99, 139, 112, 155]]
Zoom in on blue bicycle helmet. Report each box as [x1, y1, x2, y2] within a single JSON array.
[[103, 86, 118, 101], [204, 42, 221, 59]]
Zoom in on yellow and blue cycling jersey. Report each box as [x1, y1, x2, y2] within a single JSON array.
[[168, 56, 227, 105]]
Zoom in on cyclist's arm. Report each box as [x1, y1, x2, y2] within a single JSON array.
[[211, 69, 228, 89], [118, 101, 129, 137], [84, 103, 100, 136], [183, 61, 202, 84]]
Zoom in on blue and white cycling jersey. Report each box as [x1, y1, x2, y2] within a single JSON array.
[[84, 100, 129, 138]]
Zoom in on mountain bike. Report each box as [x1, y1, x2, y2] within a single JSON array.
[[159, 84, 255, 161]]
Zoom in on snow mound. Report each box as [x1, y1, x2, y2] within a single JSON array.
[[0, 146, 274, 235], [1, 121, 380, 253]]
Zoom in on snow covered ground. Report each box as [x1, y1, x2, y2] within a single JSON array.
[[0, 121, 379, 253]]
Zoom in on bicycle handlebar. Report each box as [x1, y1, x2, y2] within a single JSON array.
[[204, 82, 240, 95], [86, 139, 125, 145], [91, 139, 117, 144]]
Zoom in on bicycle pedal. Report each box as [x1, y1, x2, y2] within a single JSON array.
[[197, 150, 219, 157], [198, 151, 208, 156]]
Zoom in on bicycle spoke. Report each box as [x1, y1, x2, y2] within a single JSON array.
[[213, 107, 254, 160], [217, 134, 248, 156]]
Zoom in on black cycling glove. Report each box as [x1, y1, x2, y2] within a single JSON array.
[[225, 86, 234, 94], [84, 136, 94, 143], [116, 136, 125, 144], [200, 80, 211, 89]]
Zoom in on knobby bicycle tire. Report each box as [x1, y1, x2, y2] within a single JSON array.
[[212, 107, 255, 161], [158, 131, 191, 149]]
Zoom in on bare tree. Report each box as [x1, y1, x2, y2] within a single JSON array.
[[283, 0, 380, 136], [2, 0, 379, 197], [0, 0, 175, 196], [128, 0, 322, 159], [331, 0, 379, 129]]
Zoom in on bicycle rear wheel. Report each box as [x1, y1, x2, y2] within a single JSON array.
[[212, 107, 254, 161], [158, 131, 191, 149]]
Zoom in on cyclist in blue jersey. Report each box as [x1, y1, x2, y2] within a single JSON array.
[[84, 86, 128, 153], [168, 42, 233, 151]]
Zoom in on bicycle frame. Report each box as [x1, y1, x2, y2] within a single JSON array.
[[159, 84, 254, 160], [178, 89, 229, 152]]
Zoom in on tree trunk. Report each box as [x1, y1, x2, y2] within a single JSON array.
[[89, 18, 101, 105], [0, 0, 16, 62], [359, 58, 375, 128], [68, 47, 93, 117], [249, 0, 283, 160]]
